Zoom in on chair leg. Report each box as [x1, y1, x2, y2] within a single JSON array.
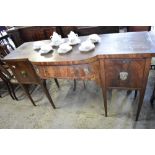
[[41, 80, 56, 109], [54, 78, 60, 88], [8, 83, 18, 100], [4, 81, 15, 100], [21, 84, 36, 106], [73, 79, 76, 91]]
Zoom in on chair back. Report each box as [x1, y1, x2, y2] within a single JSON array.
[[0, 26, 7, 36], [4, 59, 41, 84], [0, 64, 12, 79], [0, 45, 10, 58], [0, 68, 8, 82]]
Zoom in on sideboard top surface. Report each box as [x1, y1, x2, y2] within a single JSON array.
[[4, 31, 155, 64]]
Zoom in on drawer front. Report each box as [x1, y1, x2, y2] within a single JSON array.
[[34, 61, 100, 82], [105, 59, 145, 88]]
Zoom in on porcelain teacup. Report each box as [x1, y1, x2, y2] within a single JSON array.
[[80, 40, 95, 50], [88, 34, 101, 43]]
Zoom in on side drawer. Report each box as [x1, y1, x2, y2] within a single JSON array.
[[105, 59, 145, 88]]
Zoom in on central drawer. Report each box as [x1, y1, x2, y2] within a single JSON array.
[[105, 59, 145, 88], [34, 61, 100, 82]]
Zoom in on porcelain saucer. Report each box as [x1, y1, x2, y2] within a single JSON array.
[[68, 38, 81, 45], [57, 44, 72, 54]]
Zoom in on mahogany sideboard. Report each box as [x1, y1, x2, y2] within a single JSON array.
[[4, 31, 155, 121]]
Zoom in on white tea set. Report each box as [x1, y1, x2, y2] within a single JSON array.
[[51, 31, 81, 54], [33, 31, 101, 55]]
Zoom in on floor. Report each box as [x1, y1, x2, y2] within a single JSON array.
[[1, 69, 155, 129]]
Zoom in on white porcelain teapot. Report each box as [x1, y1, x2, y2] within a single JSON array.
[[50, 32, 63, 46], [68, 31, 80, 45]]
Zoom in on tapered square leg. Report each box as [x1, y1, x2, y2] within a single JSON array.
[[54, 78, 60, 88], [21, 84, 37, 106], [101, 87, 107, 117], [150, 86, 155, 107], [134, 90, 138, 99], [73, 79, 76, 91], [41, 80, 56, 109], [135, 90, 145, 121]]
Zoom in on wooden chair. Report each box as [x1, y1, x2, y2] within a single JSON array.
[[0, 64, 18, 100], [4, 59, 59, 108], [0, 45, 17, 98], [0, 44, 12, 72]]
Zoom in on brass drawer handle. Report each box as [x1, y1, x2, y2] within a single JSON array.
[[119, 72, 128, 80], [36, 68, 39, 74], [83, 68, 90, 74], [33, 66, 39, 74], [20, 70, 27, 77]]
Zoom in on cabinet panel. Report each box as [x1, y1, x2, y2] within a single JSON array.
[[105, 59, 145, 88]]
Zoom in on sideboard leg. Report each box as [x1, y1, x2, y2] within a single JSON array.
[[135, 89, 145, 121], [150, 86, 155, 107], [135, 58, 151, 121], [99, 60, 107, 117], [102, 87, 107, 117], [73, 79, 76, 91], [134, 90, 138, 99]]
